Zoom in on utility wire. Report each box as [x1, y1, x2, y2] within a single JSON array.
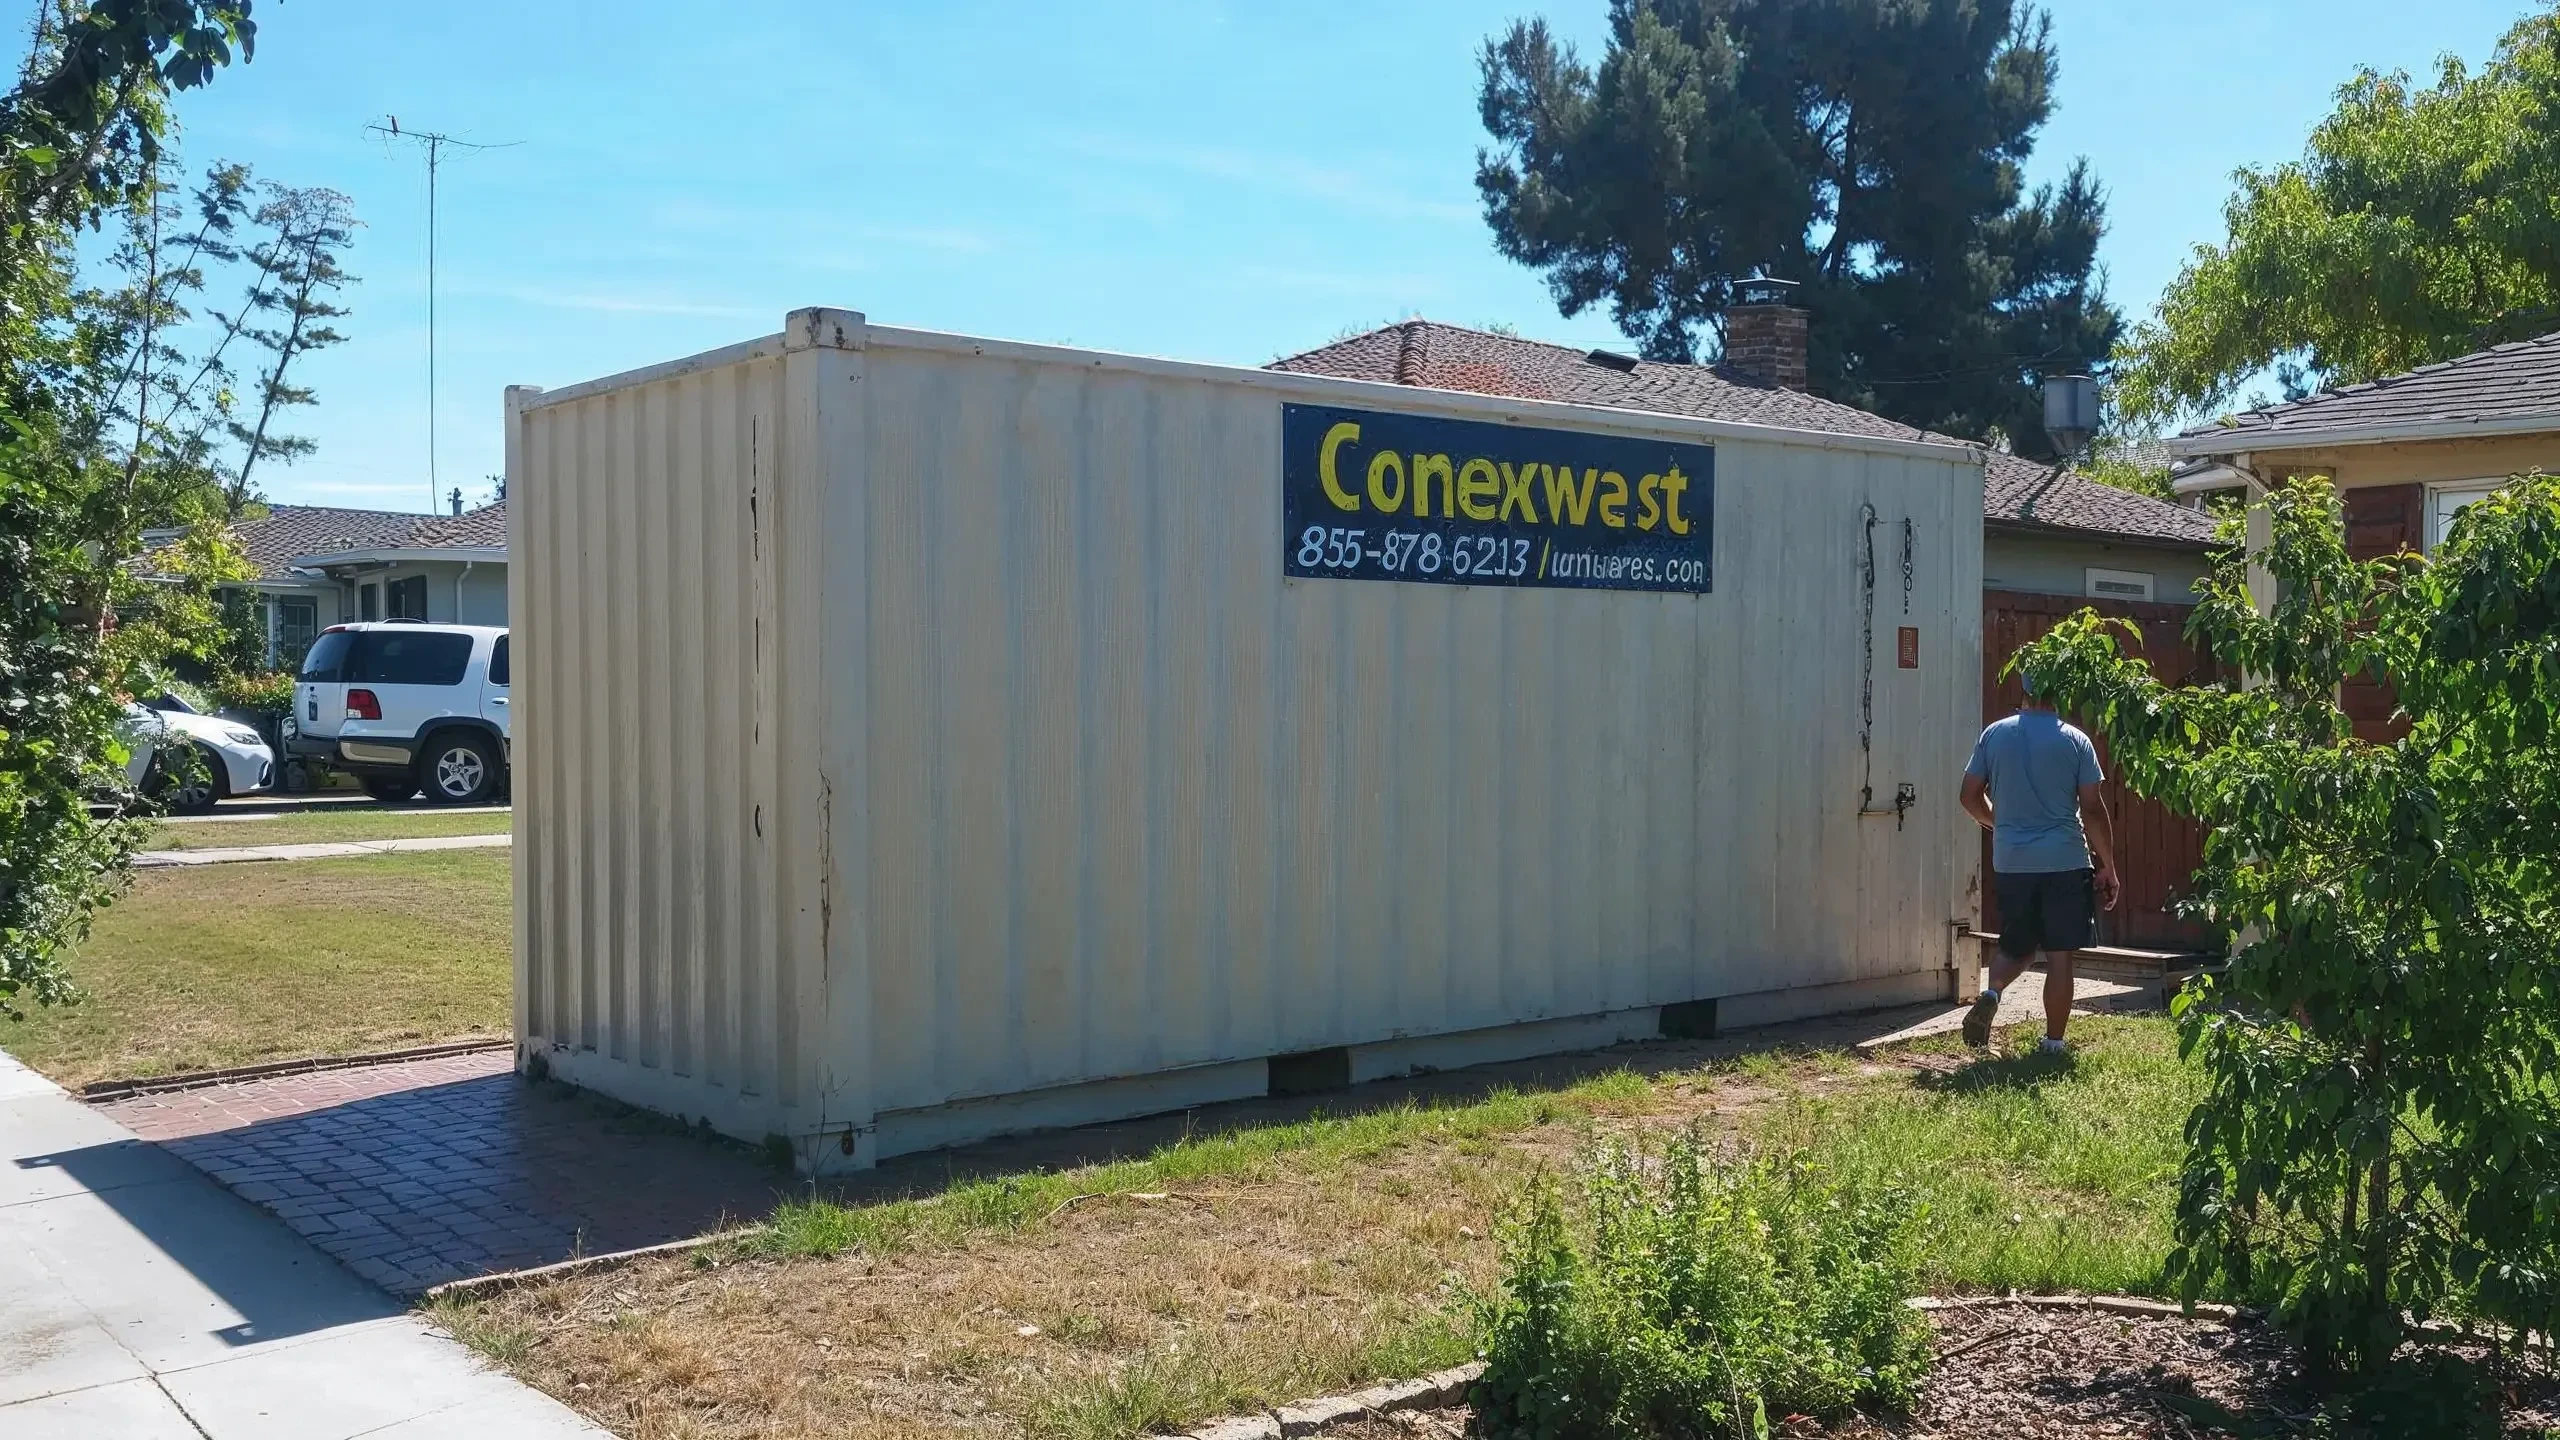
[[366, 118, 519, 514]]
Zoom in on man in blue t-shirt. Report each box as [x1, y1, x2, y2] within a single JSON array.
[[1957, 671, 2120, 1055]]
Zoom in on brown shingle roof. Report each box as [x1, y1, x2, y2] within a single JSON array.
[[141, 502, 508, 581], [2178, 331, 2560, 448], [1983, 452, 2217, 547], [1270, 321, 1927, 442], [1274, 322, 2215, 548], [226, 505, 428, 579], [409, 501, 506, 548]]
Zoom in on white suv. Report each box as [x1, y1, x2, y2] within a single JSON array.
[[289, 621, 510, 804]]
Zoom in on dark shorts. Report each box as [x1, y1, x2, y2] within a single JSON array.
[[1996, 868, 2094, 958]]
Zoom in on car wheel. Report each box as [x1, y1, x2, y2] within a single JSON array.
[[362, 776, 418, 803], [423, 731, 502, 804], [166, 743, 223, 815]]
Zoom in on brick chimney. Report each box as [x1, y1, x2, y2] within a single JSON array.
[[1724, 277, 1807, 390]]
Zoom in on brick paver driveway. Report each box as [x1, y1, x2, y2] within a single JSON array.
[[98, 1051, 790, 1294]]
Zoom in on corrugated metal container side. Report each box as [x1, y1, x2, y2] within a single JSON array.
[[512, 308, 1986, 1167]]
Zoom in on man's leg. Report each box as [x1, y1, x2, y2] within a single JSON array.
[[2041, 949, 2074, 1046], [1966, 870, 2039, 1048], [1964, 941, 2036, 1050], [1985, 950, 2032, 997]]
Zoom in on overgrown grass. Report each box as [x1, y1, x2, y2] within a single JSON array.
[[742, 1072, 1661, 1263], [739, 1019, 2195, 1303], [2, 848, 512, 1085], [143, 806, 511, 850], [450, 1017, 2203, 1440], [1777, 1020, 2201, 1297]]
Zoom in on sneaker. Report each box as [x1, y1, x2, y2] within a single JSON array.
[[1961, 991, 2000, 1048], [2038, 1036, 2072, 1057]]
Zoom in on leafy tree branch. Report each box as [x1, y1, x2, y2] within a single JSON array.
[[2019, 474, 2560, 1375]]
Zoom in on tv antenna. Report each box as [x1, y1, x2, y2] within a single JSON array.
[[366, 117, 518, 513]]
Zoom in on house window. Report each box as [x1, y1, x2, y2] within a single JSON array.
[[2086, 567, 2156, 602], [387, 574, 429, 619], [359, 582, 380, 621], [2429, 481, 2503, 551], [271, 596, 318, 669]]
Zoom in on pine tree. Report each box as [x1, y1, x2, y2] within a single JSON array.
[[1476, 0, 2119, 455]]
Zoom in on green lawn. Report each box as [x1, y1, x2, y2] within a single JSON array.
[[1766, 1023, 2201, 1297], [739, 1015, 2197, 1301], [437, 1015, 2203, 1440], [3, 848, 512, 1087], [143, 807, 512, 851]]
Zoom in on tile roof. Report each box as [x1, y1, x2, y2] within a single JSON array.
[[408, 501, 506, 549], [1272, 321, 2215, 548], [228, 505, 428, 579], [1983, 452, 2217, 546], [2178, 330, 2560, 448], [1270, 321, 1926, 442], [142, 502, 508, 581]]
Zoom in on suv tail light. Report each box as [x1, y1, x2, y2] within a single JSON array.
[[346, 689, 382, 721]]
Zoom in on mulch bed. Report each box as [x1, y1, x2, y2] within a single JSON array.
[[1324, 1302, 2560, 1438]]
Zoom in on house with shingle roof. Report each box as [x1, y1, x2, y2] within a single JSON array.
[[1271, 315, 2221, 604], [2166, 332, 2560, 740], [2167, 330, 2560, 556], [142, 499, 508, 668]]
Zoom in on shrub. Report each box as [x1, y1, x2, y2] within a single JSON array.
[[1471, 1135, 1931, 1439], [209, 669, 294, 716], [2023, 473, 2560, 1375]]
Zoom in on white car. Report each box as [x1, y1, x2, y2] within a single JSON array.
[[288, 621, 510, 804], [120, 697, 276, 814]]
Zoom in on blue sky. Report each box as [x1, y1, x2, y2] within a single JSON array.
[[23, 0, 2539, 511]]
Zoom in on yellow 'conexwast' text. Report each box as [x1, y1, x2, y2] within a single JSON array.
[[1315, 420, 1694, 534]]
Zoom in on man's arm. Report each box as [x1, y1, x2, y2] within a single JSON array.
[[1961, 772, 1994, 831], [2078, 781, 2120, 909]]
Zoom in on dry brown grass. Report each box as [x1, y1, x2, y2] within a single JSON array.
[[431, 1063, 1860, 1440], [433, 1018, 2199, 1440], [445, 1145, 1516, 1440]]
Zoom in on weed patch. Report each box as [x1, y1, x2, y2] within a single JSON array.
[[1473, 1136, 1930, 1438]]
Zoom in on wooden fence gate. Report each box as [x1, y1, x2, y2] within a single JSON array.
[[1980, 589, 2216, 951]]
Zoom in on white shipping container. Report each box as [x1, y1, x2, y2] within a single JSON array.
[[508, 308, 1987, 1169]]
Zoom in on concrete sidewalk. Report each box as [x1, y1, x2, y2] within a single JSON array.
[[136, 832, 513, 867], [158, 804, 509, 824], [0, 1049, 604, 1438]]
